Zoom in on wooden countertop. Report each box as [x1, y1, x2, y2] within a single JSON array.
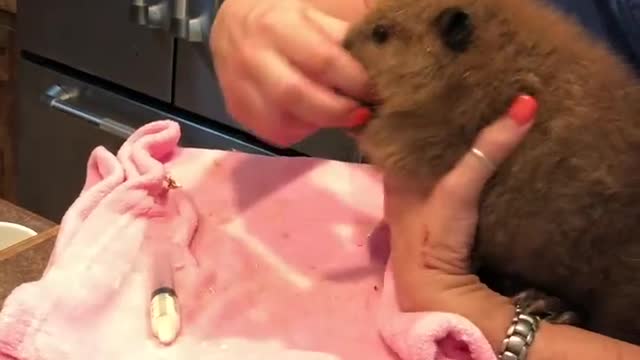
[[0, 198, 57, 307]]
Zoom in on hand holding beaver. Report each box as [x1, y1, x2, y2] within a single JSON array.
[[384, 95, 640, 359], [383, 95, 537, 352]]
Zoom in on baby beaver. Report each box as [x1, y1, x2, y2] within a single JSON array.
[[343, 0, 640, 345]]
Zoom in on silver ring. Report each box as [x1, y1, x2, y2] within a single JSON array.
[[470, 147, 496, 170]]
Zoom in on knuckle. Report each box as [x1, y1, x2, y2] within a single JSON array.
[[254, 11, 280, 34], [247, 118, 284, 146], [259, 120, 302, 148], [224, 97, 244, 120], [218, 81, 247, 117], [261, 131, 288, 147], [227, 102, 254, 130], [219, 84, 241, 114], [311, 48, 339, 78], [252, 3, 297, 35], [236, 44, 255, 70], [274, 79, 303, 106]]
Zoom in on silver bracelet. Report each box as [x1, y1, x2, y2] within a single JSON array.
[[498, 305, 541, 360]]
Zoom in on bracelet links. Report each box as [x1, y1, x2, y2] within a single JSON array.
[[498, 305, 541, 360]]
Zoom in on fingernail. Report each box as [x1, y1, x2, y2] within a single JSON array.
[[347, 107, 372, 127], [508, 95, 538, 126]]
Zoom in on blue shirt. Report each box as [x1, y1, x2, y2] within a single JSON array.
[[548, 0, 640, 74]]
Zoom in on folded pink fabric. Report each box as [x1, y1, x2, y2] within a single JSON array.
[[0, 120, 497, 360]]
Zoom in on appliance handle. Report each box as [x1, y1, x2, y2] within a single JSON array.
[[171, 0, 201, 42], [44, 85, 135, 140], [170, 0, 222, 42], [129, 0, 170, 29]]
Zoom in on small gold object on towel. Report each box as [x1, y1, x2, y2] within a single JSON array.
[[164, 174, 181, 190]]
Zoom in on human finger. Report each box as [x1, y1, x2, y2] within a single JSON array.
[[267, 8, 372, 103], [213, 38, 296, 144], [223, 79, 316, 146], [243, 47, 366, 128], [217, 60, 316, 146], [303, 5, 350, 42], [303, 7, 375, 102], [438, 95, 539, 207]]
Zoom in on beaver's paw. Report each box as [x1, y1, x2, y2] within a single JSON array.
[[512, 288, 582, 326]]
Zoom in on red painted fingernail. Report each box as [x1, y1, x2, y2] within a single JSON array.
[[347, 107, 372, 127], [508, 95, 538, 126]]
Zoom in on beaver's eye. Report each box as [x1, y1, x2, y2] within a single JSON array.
[[434, 7, 474, 52], [372, 24, 390, 44]]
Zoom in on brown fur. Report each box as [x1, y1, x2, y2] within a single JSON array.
[[343, 0, 640, 344]]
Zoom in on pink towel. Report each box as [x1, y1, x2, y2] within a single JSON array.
[[0, 120, 497, 360]]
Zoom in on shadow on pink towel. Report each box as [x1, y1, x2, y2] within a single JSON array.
[[0, 120, 497, 360]]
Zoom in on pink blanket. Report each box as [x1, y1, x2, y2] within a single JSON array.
[[0, 120, 497, 360]]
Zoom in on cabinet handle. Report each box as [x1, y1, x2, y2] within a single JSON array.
[[170, 0, 207, 42], [129, 0, 170, 30], [43, 85, 135, 140]]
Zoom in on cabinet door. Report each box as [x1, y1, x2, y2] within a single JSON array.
[[17, 0, 174, 102], [172, 0, 362, 162]]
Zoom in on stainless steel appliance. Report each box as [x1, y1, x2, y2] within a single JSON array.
[[16, 0, 361, 221]]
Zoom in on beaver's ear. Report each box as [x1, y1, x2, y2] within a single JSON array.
[[433, 7, 474, 52]]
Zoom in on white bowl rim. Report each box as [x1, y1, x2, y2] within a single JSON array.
[[0, 221, 38, 237]]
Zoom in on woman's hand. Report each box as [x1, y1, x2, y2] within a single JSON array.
[[383, 95, 539, 351], [383, 95, 640, 359], [210, 0, 374, 147]]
